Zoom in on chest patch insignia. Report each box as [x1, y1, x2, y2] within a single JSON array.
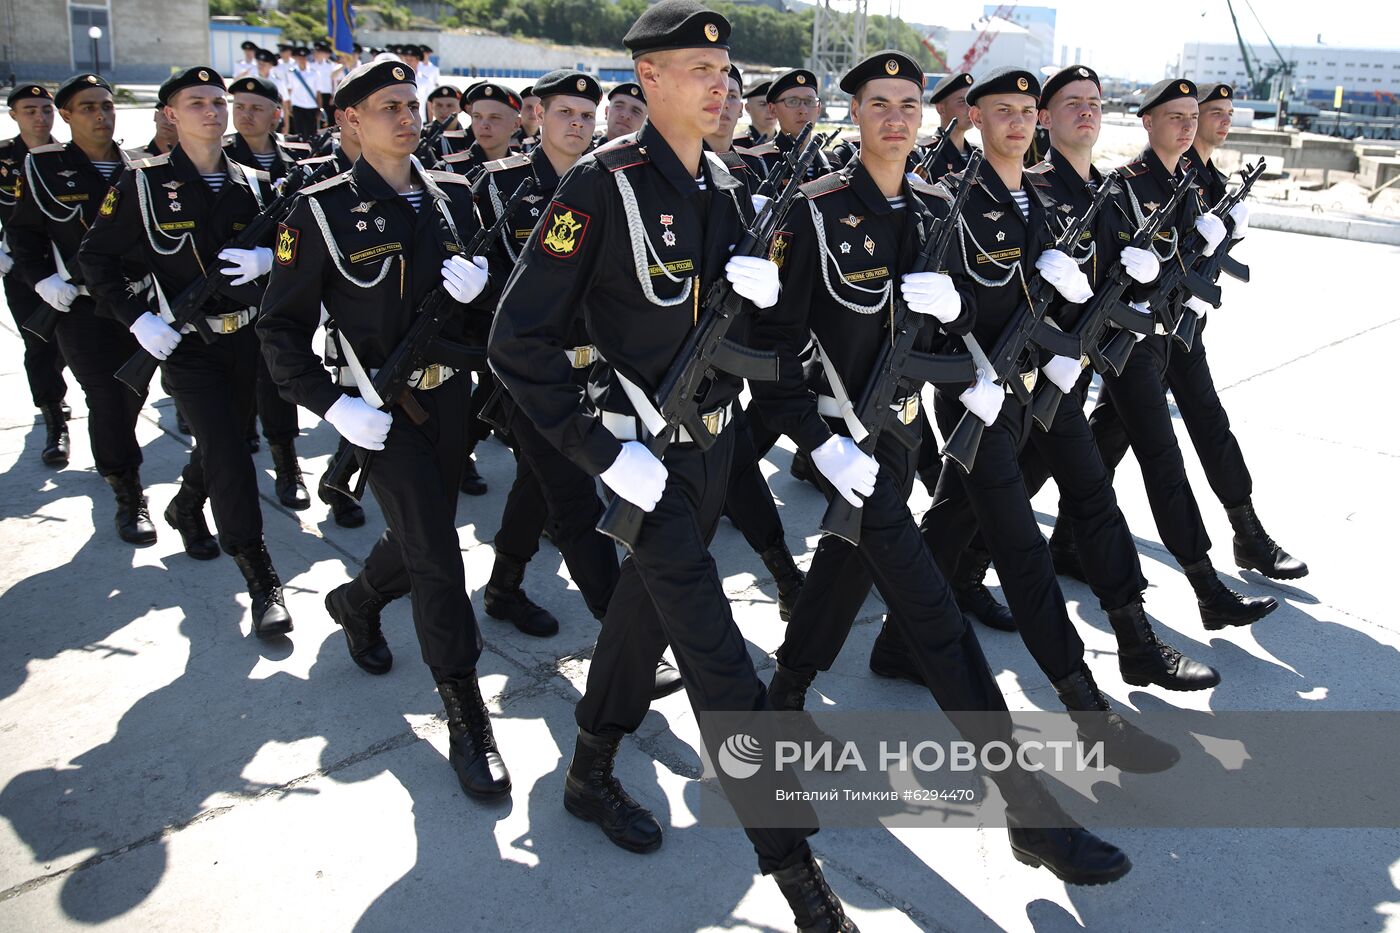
[[540, 202, 590, 259], [1143, 201, 1160, 213], [351, 200, 373, 214], [768, 230, 790, 270], [375, 216, 386, 232], [839, 241, 851, 254], [275, 224, 299, 266], [983, 210, 1004, 222], [98, 186, 119, 217], [839, 213, 862, 228], [863, 235, 875, 256]]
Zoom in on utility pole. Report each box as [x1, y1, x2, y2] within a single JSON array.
[[809, 0, 867, 102]]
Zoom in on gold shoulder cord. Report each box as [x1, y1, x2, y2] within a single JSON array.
[[693, 262, 700, 325]]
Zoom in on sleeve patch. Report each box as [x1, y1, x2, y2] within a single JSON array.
[[539, 201, 591, 259], [768, 230, 791, 270], [98, 185, 118, 217], [275, 223, 300, 266]]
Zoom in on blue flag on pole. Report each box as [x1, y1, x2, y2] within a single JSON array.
[[328, 0, 356, 56]]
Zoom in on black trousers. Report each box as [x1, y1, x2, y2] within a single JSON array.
[[775, 416, 1010, 719], [161, 324, 262, 554], [573, 425, 816, 874], [4, 276, 67, 407], [53, 302, 146, 476], [465, 370, 495, 450], [253, 348, 299, 445], [721, 403, 788, 554], [1164, 328, 1252, 508], [914, 406, 942, 487], [291, 106, 320, 138], [1089, 335, 1211, 565], [359, 376, 482, 682], [495, 404, 619, 620], [917, 390, 1084, 683]]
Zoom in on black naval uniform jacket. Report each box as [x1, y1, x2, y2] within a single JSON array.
[[1116, 146, 1209, 321], [489, 120, 757, 478], [443, 142, 504, 183], [257, 158, 491, 419], [222, 132, 299, 182], [711, 147, 760, 196], [79, 145, 272, 329], [470, 147, 560, 346], [0, 136, 40, 226], [751, 159, 971, 455], [922, 136, 979, 183], [6, 141, 141, 310], [1180, 146, 1236, 240], [748, 130, 834, 186]]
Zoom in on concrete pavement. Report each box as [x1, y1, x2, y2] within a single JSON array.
[[0, 227, 1397, 931]]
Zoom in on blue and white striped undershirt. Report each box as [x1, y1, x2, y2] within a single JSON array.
[[202, 172, 225, 193], [1009, 188, 1030, 220], [90, 160, 120, 180]]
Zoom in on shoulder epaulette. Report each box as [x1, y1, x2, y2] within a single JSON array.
[[907, 176, 940, 197], [594, 141, 648, 173], [280, 140, 312, 152], [221, 133, 238, 147], [302, 169, 352, 195], [295, 154, 337, 166], [484, 152, 530, 173], [28, 142, 64, 155], [1119, 160, 1150, 178], [736, 141, 776, 157], [121, 147, 149, 164], [798, 171, 848, 199], [128, 152, 171, 170], [233, 164, 272, 184], [441, 130, 467, 139], [426, 168, 471, 186], [1026, 171, 1053, 188], [442, 149, 477, 164], [944, 167, 979, 188], [1025, 160, 1053, 176], [715, 150, 750, 174]]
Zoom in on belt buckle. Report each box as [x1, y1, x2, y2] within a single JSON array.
[[1079, 354, 1090, 371], [702, 408, 722, 437], [221, 312, 239, 334], [898, 395, 918, 425], [572, 346, 594, 368], [419, 364, 442, 390], [1021, 370, 1038, 393]]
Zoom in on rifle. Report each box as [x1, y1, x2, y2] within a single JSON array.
[[819, 151, 983, 545], [1027, 166, 1196, 430], [1142, 158, 1265, 351], [322, 177, 538, 501], [941, 171, 1116, 474], [113, 159, 338, 395], [21, 241, 92, 343], [753, 122, 818, 198], [1195, 159, 1265, 295], [916, 118, 959, 180], [594, 130, 825, 550]]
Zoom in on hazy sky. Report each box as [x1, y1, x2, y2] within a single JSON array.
[[883, 0, 1400, 82]]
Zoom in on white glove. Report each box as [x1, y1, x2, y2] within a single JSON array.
[[35, 272, 79, 312], [324, 394, 392, 451], [1128, 300, 1151, 342], [725, 255, 780, 310], [218, 247, 273, 286], [1034, 249, 1093, 304], [599, 441, 668, 512], [1119, 246, 1160, 285], [1194, 213, 1226, 257], [1184, 294, 1212, 321], [906, 171, 924, 186], [900, 271, 961, 324], [442, 255, 489, 304], [129, 311, 183, 360], [810, 434, 878, 508], [750, 194, 771, 216], [1042, 354, 1081, 395], [1228, 201, 1249, 239], [959, 373, 1004, 427], [0, 247, 13, 276]]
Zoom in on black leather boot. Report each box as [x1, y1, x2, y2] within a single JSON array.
[[325, 577, 393, 674], [163, 481, 220, 560], [769, 663, 841, 757], [104, 469, 157, 545], [1106, 602, 1220, 691], [1052, 663, 1179, 773], [790, 449, 821, 491], [269, 441, 311, 510], [484, 554, 559, 637], [998, 767, 1132, 886], [231, 542, 293, 637], [868, 620, 924, 685], [1226, 500, 1308, 580], [1183, 558, 1277, 630], [39, 402, 69, 467], [438, 676, 511, 799], [317, 475, 365, 528], [760, 543, 805, 622], [459, 454, 487, 496], [951, 545, 1015, 632], [772, 852, 859, 932], [652, 658, 683, 700], [564, 728, 662, 852], [1048, 522, 1087, 583]]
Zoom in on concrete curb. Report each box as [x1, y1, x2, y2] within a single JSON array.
[[1249, 207, 1400, 246]]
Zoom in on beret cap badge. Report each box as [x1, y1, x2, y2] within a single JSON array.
[[198, 70, 209, 81], [704, 23, 719, 41], [1179, 82, 1190, 93], [393, 67, 406, 80], [795, 74, 806, 84], [1078, 67, 1088, 77], [576, 78, 587, 91], [87, 75, 98, 84], [885, 59, 899, 75], [1016, 76, 1029, 91]]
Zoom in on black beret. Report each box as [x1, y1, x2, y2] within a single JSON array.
[[241, 41, 258, 51], [743, 80, 770, 101], [334, 59, 416, 109], [54, 73, 111, 109], [464, 82, 522, 111], [313, 42, 331, 53], [7, 84, 52, 109], [277, 43, 292, 52], [1139, 78, 1197, 115], [402, 44, 421, 57], [158, 66, 226, 107], [1039, 65, 1100, 108], [623, 0, 730, 58], [929, 71, 973, 104], [229, 75, 281, 104], [352, 43, 363, 54], [839, 50, 923, 95], [1197, 82, 1234, 104], [967, 66, 1039, 106], [532, 69, 602, 105], [521, 85, 536, 98], [293, 46, 310, 56], [766, 68, 817, 103], [421, 45, 434, 54], [255, 48, 277, 64], [728, 64, 743, 89], [427, 84, 460, 101], [608, 82, 646, 103]]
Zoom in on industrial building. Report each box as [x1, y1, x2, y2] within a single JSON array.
[[0, 0, 210, 84]]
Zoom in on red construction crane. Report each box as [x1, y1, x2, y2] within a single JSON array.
[[960, 3, 1019, 73]]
